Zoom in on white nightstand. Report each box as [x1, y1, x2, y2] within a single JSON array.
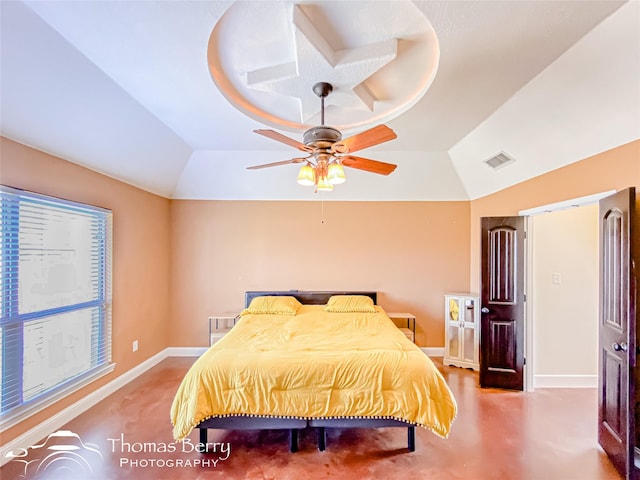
[[208, 315, 239, 346], [386, 312, 416, 343]]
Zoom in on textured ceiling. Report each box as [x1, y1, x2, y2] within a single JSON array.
[[1, 0, 638, 201]]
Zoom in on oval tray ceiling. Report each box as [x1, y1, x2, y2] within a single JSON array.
[[207, 0, 440, 134]]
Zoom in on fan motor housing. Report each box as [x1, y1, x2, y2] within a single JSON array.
[[303, 126, 342, 149]]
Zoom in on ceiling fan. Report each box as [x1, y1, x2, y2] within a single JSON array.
[[247, 82, 398, 191]]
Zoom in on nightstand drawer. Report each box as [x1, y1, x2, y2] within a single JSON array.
[[399, 327, 415, 343], [209, 315, 239, 346], [386, 312, 416, 343]]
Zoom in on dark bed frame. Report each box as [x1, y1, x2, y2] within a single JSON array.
[[197, 290, 416, 452]]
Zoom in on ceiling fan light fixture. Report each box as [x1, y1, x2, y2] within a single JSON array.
[[248, 83, 398, 193], [327, 162, 346, 185], [297, 164, 316, 186], [316, 175, 334, 191]]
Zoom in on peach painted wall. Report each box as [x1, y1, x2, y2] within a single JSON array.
[[0, 137, 171, 444], [169, 200, 471, 348], [469, 140, 640, 292]]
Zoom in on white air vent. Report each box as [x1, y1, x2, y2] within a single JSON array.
[[484, 152, 516, 170]]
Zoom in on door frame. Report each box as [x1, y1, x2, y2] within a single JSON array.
[[519, 190, 616, 392], [524, 215, 534, 392]]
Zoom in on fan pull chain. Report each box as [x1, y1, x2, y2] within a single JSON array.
[[321, 193, 325, 224]]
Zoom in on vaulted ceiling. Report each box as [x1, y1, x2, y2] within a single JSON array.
[[1, 1, 638, 201]]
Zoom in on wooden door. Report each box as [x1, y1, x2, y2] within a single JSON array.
[[480, 216, 526, 390], [598, 187, 636, 478]]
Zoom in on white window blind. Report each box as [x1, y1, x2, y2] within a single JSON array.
[[0, 186, 113, 428]]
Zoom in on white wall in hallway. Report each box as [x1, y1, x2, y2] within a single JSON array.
[[531, 203, 599, 387]]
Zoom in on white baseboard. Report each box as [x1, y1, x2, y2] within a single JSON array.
[[421, 347, 444, 357], [165, 346, 208, 357], [534, 374, 598, 388], [1, 349, 169, 467]]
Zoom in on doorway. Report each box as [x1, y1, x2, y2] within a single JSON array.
[[528, 204, 599, 389], [520, 191, 614, 391]]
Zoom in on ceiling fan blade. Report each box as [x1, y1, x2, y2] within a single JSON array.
[[332, 125, 397, 154], [340, 155, 397, 175], [246, 157, 307, 170], [254, 129, 312, 152]]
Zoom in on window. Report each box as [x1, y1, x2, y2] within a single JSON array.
[[0, 186, 113, 429]]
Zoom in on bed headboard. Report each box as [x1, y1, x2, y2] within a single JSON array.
[[244, 290, 377, 308]]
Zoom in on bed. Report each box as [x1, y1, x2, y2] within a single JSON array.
[[170, 291, 457, 452]]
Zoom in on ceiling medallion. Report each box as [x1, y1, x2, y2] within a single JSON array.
[[207, 1, 440, 133]]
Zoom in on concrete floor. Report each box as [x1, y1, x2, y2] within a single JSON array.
[[1, 356, 620, 480]]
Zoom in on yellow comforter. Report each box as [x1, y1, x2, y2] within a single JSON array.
[[171, 305, 457, 440]]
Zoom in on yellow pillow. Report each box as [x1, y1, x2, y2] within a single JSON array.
[[324, 295, 376, 313], [241, 296, 301, 315]]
